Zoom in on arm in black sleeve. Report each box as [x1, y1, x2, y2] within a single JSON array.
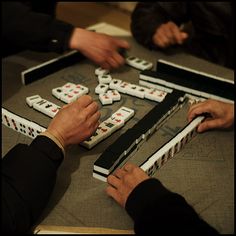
[[1, 135, 64, 234], [130, 2, 189, 49], [125, 178, 219, 234], [2, 2, 74, 53]]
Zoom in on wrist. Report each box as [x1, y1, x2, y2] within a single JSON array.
[[40, 130, 66, 156], [69, 27, 84, 50]]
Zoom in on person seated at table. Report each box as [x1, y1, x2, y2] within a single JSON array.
[[106, 99, 234, 234], [2, 1, 130, 70], [1, 95, 100, 234], [130, 2, 234, 69]]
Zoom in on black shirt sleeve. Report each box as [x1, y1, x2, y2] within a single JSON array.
[[125, 178, 219, 234], [1, 135, 64, 234], [2, 2, 74, 54]]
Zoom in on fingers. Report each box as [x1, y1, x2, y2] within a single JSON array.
[[106, 185, 123, 206], [154, 21, 188, 48], [76, 95, 93, 108], [197, 118, 222, 133], [187, 101, 211, 122], [84, 100, 99, 117]]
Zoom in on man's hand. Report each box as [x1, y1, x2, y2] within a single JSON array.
[[106, 163, 149, 208], [153, 21, 188, 48], [69, 28, 130, 70], [188, 99, 234, 132], [47, 95, 100, 148]]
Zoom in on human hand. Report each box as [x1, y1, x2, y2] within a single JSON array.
[[106, 163, 149, 208], [69, 28, 130, 70], [188, 99, 234, 132], [46, 95, 100, 148], [152, 21, 188, 49]]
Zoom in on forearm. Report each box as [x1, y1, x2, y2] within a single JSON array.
[[2, 2, 74, 53], [125, 178, 218, 234], [1, 135, 64, 234]]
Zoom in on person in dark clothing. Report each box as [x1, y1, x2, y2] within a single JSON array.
[[1, 95, 101, 234], [2, 2, 130, 69], [106, 99, 234, 234], [131, 2, 234, 69]]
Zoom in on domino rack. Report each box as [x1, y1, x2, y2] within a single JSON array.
[[21, 50, 84, 85], [139, 59, 234, 104], [140, 115, 205, 176], [93, 90, 186, 182]]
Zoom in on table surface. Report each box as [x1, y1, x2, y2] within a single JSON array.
[[2, 23, 234, 234]]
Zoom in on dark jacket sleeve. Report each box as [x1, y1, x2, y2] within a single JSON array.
[[125, 178, 219, 234], [1, 135, 64, 234], [2, 2, 74, 54], [130, 2, 189, 49]]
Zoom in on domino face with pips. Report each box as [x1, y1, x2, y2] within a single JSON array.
[[99, 90, 121, 105], [2, 107, 46, 139], [125, 56, 153, 70], [80, 106, 134, 149], [52, 82, 89, 104], [26, 95, 61, 118]]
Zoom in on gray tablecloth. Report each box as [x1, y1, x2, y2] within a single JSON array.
[[2, 36, 234, 233]]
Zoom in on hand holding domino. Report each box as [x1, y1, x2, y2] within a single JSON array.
[[47, 95, 101, 148]]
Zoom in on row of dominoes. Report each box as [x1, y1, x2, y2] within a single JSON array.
[[26, 95, 61, 118], [95, 78, 168, 103], [80, 106, 135, 149], [95, 56, 153, 75], [52, 82, 89, 104], [2, 107, 46, 139], [139, 70, 234, 104], [93, 90, 186, 182], [125, 55, 153, 71], [140, 115, 205, 176]]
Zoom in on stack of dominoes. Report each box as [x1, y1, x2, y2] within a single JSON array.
[[93, 90, 186, 182], [80, 106, 135, 149], [2, 107, 46, 139], [52, 82, 89, 104]]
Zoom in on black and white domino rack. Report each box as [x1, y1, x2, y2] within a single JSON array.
[[140, 115, 205, 176], [139, 59, 234, 104], [93, 90, 187, 182], [21, 50, 84, 85]]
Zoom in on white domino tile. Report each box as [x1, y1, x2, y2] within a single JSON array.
[[125, 56, 153, 70], [106, 90, 121, 101], [26, 95, 42, 107], [99, 93, 113, 105], [95, 67, 109, 76], [144, 88, 167, 102], [116, 81, 131, 94], [98, 74, 112, 84], [60, 92, 78, 104], [52, 87, 64, 99], [126, 84, 148, 99], [111, 106, 135, 122], [109, 79, 122, 90], [95, 84, 109, 94], [29, 97, 61, 118]]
